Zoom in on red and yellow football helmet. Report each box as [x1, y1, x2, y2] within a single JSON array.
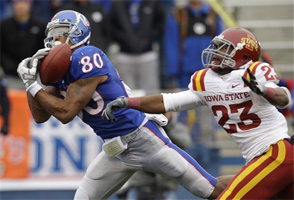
[[202, 27, 261, 70]]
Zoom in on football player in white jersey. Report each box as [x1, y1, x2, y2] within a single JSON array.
[[103, 27, 294, 199]]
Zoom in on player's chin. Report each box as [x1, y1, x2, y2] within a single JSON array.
[[211, 66, 233, 75], [211, 66, 221, 73]]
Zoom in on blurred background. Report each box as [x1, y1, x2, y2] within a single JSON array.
[[0, 0, 293, 199]]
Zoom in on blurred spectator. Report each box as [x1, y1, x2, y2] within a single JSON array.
[[109, 0, 165, 93], [0, 0, 46, 89], [92, 0, 112, 14], [0, 0, 12, 20], [116, 112, 193, 199], [57, 0, 110, 53], [31, 0, 63, 21], [0, 66, 10, 136], [0, 1, 7, 20], [158, 0, 176, 89], [163, 0, 223, 89]]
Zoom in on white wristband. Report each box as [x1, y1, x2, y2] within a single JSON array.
[[26, 81, 42, 97]]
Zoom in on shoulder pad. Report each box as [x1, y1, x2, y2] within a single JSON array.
[[191, 68, 209, 91], [243, 61, 279, 86]]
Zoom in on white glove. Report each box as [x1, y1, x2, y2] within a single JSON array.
[[30, 48, 50, 68], [17, 57, 42, 97], [145, 114, 168, 126], [17, 57, 37, 88]]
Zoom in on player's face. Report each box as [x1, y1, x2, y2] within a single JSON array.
[[54, 35, 67, 45], [210, 43, 234, 75], [211, 44, 233, 65], [45, 27, 71, 47]]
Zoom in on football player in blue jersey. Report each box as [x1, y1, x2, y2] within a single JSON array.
[[17, 10, 232, 199]]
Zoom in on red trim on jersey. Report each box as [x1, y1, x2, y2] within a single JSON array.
[[192, 69, 208, 91], [243, 62, 262, 87], [192, 72, 197, 91], [200, 69, 208, 91], [250, 62, 261, 75]]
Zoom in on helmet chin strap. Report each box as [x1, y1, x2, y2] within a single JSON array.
[[211, 67, 234, 75], [65, 36, 71, 46]]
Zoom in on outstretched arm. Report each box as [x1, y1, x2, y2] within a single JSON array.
[[127, 94, 166, 113], [102, 94, 165, 122], [102, 90, 202, 122]]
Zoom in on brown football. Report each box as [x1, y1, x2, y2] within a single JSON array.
[[39, 43, 71, 85]]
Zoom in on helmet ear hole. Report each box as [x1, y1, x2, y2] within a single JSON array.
[[243, 55, 248, 60]]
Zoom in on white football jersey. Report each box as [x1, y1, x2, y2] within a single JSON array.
[[163, 61, 290, 162]]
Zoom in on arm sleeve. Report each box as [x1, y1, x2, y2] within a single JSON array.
[[162, 90, 205, 112]]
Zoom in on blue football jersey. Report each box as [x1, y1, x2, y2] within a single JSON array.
[[53, 45, 146, 139]]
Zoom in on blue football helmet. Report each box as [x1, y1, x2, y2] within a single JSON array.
[[44, 10, 91, 49]]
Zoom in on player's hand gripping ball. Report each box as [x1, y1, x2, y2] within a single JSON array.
[[39, 43, 71, 85]]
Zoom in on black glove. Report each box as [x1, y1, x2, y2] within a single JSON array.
[[101, 96, 128, 122], [242, 68, 266, 95]]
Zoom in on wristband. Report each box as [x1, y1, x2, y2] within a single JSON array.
[[127, 97, 141, 109], [264, 87, 276, 100], [26, 81, 42, 97]]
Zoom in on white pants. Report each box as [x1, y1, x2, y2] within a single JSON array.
[[74, 120, 216, 199]]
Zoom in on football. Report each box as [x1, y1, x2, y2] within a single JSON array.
[[39, 43, 71, 85]]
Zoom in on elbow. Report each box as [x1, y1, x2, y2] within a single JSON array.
[[282, 97, 290, 107], [277, 97, 291, 109], [34, 119, 47, 124], [55, 108, 76, 124], [59, 115, 75, 124], [33, 114, 50, 124], [60, 119, 71, 124], [277, 87, 292, 109]]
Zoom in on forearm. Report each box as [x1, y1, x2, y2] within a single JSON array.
[[34, 90, 78, 124], [127, 94, 166, 114], [32, 78, 100, 124], [27, 92, 51, 123], [264, 87, 291, 109]]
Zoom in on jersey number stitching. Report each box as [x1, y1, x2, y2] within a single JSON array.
[[262, 65, 278, 81], [81, 53, 103, 73], [211, 100, 261, 134], [83, 91, 104, 115]]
